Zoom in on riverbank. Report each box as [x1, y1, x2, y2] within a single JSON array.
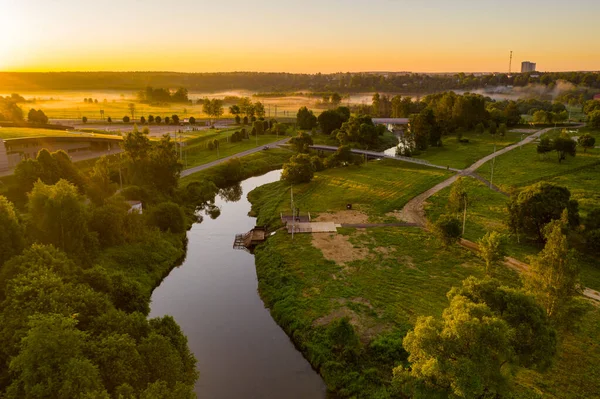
[[249, 159, 600, 398]]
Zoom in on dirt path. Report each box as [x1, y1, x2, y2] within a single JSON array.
[[399, 127, 555, 226], [397, 125, 599, 302]]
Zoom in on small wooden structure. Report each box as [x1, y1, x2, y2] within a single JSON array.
[[233, 226, 267, 251], [280, 212, 311, 224]]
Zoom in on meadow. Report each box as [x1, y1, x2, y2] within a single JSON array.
[[250, 159, 600, 398], [414, 129, 530, 169], [3, 90, 326, 122], [0, 126, 121, 140], [476, 130, 600, 191], [249, 159, 453, 226]]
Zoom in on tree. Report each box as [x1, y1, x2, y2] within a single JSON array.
[[289, 131, 313, 153], [498, 123, 507, 136], [447, 177, 468, 213], [28, 179, 96, 259], [149, 202, 186, 233], [27, 109, 48, 124], [507, 182, 579, 242], [229, 105, 241, 116], [235, 115, 241, 124], [164, 116, 170, 125], [128, 103, 136, 119], [107, 116, 112, 123], [171, 114, 180, 125], [155, 115, 161, 124], [148, 134, 183, 195], [123, 115, 130, 123], [431, 215, 462, 246], [188, 116, 195, 125], [475, 122, 484, 134], [329, 92, 342, 106], [525, 218, 583, 325], [148, 115, 155, 124], [395, 294, 514, 398], [281, 154, 315, 184], [553, 134, 576, 162], [587, 110, 600, 129], [0, 196, 24, 265], [409, 108, 440, 150], [317, 109, 344, 135], [578, 133, 596, 153], [140, 116, 146, 124], [6, 314, 109, 399], [537, 137, 553, 157], [489, 120, 497, 135], [82, 116, 88, 123], [447, 277, 556, 370], [296, 107, 317, 130], [478, 231, 505, 275], [533, 110, 551, 124], [254, 101, 265, 119]]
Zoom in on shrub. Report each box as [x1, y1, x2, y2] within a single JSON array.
[[82, 116, 88, 123], [431, 215, 462, 246], [149, 202, 186, 234], [281, 154, 315, 184], [123, 116, 130, 123]]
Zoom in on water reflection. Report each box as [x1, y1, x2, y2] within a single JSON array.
[[150, 170, 326, 399]]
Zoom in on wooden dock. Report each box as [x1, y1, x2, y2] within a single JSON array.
[[233, 226, 268, 250]]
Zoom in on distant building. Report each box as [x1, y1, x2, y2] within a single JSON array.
[[521, 61, 537, 73]]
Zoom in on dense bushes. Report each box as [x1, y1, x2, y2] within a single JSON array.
[[149, 202, 186, 234]]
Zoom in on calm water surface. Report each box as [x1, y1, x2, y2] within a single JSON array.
[[149, 170, 326, 399]]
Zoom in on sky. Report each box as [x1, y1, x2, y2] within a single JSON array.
[[1, 0, 599, 73]]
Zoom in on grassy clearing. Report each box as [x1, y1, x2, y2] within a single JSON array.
[[425, 174, 600, 291], [0, 126, 121, 140], [181, 134, 285, 169], [180, 147, 292, 187], [251, 159, 600, 398], [7, 90, 320, 121], [250, 159, 453, 226], [414, 130, 526, 169], [476, 134, 600, 191]]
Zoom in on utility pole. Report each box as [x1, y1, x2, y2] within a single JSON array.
[[462, 199, 467, 236], [490, 144, 496, 188], [290, 186, 294, 240]]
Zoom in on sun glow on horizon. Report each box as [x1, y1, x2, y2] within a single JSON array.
[[1, 0, 599, 74]]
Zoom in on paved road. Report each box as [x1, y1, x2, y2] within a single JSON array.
[[309, 145, 462, 172], [180, 138, 290, 177]]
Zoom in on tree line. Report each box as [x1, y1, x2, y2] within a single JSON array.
[[2, 71, 600, 94], [0, 125, 244, 397]]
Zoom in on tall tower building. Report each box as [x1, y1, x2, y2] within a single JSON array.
[[521, 61, 537, 73]]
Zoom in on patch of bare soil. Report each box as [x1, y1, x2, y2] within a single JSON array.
[[398, 255, 416, 269], [312, 233, 370, 265], [313, 305, 388, 343], [315, 210, 370, 224]]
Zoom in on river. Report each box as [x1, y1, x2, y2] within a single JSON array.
[[149, 170, 326, 399]]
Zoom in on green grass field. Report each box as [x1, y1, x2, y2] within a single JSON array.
[[0, 126, 122, 140], [181, 134, 285, 169], [413, 130, 528, 169], [476, 140, 600, 191], [251, 161, 600, 398], [250, 159, 453, 226], [7, 90, 321, 121]]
